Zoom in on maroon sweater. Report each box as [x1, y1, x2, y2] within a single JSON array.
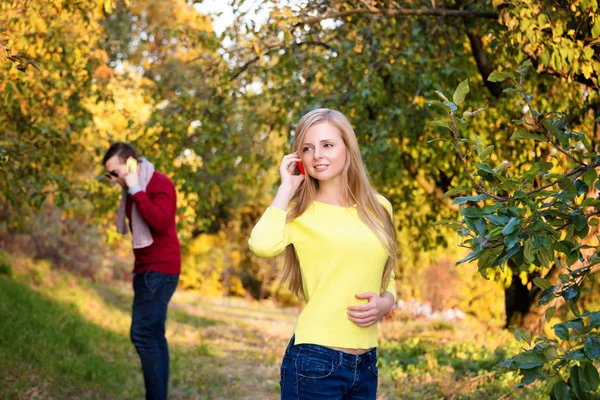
[[126, 171, 181, 275]]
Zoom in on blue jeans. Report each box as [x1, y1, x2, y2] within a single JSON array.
[[280, 336, 378, 399], [131, 270, 179, 400]]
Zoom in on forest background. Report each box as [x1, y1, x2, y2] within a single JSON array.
[[1, 0, 600, 398]]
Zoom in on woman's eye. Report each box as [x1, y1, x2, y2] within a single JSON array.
[[303, 147, 312, 152], [324, 143, 333, 148]]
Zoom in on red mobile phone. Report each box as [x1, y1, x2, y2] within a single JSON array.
[[296, 161, 305, 175]]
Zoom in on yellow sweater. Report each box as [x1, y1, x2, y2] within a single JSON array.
[[248, 195, 396, 349]]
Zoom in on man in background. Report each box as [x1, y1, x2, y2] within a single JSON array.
[[103, 142, 180, 400]]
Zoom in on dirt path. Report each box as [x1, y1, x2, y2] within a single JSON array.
[[166, 291, 298, 400]]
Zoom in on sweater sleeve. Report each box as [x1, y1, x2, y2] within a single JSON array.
[[130, 176, 177, 235], [248, 207, 293, 258], [385, 270, 397, 302]]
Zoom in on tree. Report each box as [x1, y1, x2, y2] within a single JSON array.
[[0, 0, 110, 229], [433, 60, 600, 398], [219, 0, 596, 319]]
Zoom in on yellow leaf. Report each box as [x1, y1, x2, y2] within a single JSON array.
[[252, 41, 262, 57], [104, 0, 114, 14]]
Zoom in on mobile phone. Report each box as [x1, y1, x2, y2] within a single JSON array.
[[296, 161, 305, 175], [126, 157, 137, 173]]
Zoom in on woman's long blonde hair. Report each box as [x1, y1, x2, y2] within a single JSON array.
[[281, 108, 397, 299]]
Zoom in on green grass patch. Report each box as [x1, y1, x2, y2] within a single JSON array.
[[0, 274, 142, 399], [0, 253, 550, 399]]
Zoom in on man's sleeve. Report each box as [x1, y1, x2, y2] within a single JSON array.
[[131, 177, 176, 235]]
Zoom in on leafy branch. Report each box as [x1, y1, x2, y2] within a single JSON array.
[[428, 60, 600, 398]]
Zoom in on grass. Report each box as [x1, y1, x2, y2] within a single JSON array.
[[0, 253, 545, 399]]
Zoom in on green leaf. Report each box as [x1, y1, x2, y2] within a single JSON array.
[[474, 218, 487, 235], [583, 337, 600, 359], [536, 246, 553, 268], [583, 168, 597, 188], [518, 368, 544, 387], [539, 286, 558, 306], [462, 108, 484, 119], [475, 163, 499, 177], [442, 186, 471, 199], [513, 326, 532, 345], [487, 215, 510, 225], [575, 180, 589, 196], [479, 145, 494, 160], [453, 79, 469, 106], [550, 381, 570, 400], [434, 90, 449, 102], [524, 238, 535, 264], [545, 306, 556, 321], [543, 344, 559, 359], [588, 311, 600, 328], [569, 366, 585, 400], [593, 18, 600, 39], [6, 82, 14, 104], [510, 129, 548, 142], [583, 362, 600, 390], [533, 277, 552, 290], [554, 323, 569, 341], [568, 299, 581, 317], [461, 207, 485, 218], [582, 198, 600, 208], [502, 217, 521, 236], [564, 317, 585, 331], [516, 59, 533, 74], [504, 232, 520, 250], [427, 100, 451, 112], [512, 351, 544, 369], [487, 71, 516, 82], [562, 285, 580, 301], [478, 245, 504, 269], [456, 249, 482, 265], [452, 194, 488, 205], [579, 362, 600, 397], [430, 120, 452, 129]]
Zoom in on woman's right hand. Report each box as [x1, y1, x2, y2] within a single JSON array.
[[271, 152, 305, 210]]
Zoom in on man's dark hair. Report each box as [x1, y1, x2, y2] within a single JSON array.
[[103, 142, 138, 165]]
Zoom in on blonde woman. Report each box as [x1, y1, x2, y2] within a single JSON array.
[[248, 108, 397, 399]]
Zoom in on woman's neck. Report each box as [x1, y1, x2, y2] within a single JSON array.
[[315, 177, 346, 206]]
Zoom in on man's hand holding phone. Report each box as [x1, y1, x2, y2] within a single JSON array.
[[124, 157, 139, 188]]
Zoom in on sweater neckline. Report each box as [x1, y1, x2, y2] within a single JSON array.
[[313, 200, 357, 209]]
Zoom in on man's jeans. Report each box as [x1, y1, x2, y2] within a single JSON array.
[[280, 335, 378, 399], [131, 271, 179, 400]]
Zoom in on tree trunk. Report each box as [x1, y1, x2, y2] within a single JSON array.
[[258, 258, 278, 301], [504, 264, 562, 334]]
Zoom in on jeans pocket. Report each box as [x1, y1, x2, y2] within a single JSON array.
[[160, 276, 178, 305], [144, 271, 167, 293], [368, 362, 379, 378], [297, 355, 335, 380]]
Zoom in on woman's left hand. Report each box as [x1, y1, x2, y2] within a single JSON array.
[[347, 292, 394, 327]]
